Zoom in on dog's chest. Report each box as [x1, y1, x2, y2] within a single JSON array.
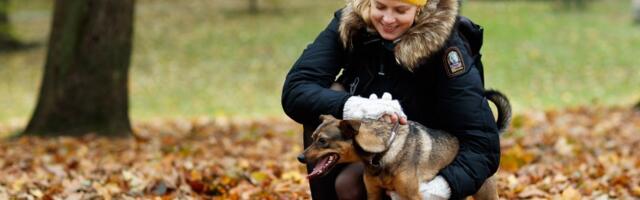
[[378, 174, 398, 191], [365, 166, 400, 189]]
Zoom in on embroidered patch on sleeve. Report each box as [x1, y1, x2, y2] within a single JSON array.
[[443, 47, 466, 78]]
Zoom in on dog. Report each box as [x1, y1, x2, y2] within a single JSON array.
[[297, 90, 511, 200]]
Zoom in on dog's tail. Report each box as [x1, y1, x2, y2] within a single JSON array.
[[485, 89, 512, 134]]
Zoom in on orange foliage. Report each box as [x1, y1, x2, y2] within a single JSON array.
[[0, 107, 638, 199]]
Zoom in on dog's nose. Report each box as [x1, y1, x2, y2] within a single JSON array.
[[297, 154, 306, 163]]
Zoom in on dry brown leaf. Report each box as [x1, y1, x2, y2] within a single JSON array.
[[0, 108, 637, 199], [519, 186, 548, 198], [561, 187, 582, 200]]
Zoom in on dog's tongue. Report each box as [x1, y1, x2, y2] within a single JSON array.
[[307, 154, 336, 179]]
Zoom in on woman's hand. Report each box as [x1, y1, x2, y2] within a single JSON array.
[[379, 113, 408, 125], [343, 92, 407, 124]]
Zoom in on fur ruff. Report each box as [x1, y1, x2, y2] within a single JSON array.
[[338, 0, 459, 71]]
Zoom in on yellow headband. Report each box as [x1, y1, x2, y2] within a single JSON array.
[[401, 0, 427, 6]]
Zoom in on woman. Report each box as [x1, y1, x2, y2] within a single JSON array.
[[281, 0, 499, 199]]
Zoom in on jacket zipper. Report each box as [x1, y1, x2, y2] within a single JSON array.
[[349, 77, 360, 95]]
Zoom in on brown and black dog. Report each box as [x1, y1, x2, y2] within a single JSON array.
[[297, 90, 511, 200]]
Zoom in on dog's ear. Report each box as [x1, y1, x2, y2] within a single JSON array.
[[353, 124, 386, 153], [339, 120, 361, 139], [319, 115, 336, 122]]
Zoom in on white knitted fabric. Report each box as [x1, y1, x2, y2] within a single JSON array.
[[388, 175, 451, 200], [343, 92, 407, 121]]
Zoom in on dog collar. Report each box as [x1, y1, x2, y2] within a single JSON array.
[[369, 121, 401, 170], [386, 121, 400, 147]]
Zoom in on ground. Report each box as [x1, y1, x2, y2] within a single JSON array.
[[1, 107, 638, 199]]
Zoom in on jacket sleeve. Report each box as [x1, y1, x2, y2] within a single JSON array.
[[433, 39, 500, 199], [281, 10, 351, 125]]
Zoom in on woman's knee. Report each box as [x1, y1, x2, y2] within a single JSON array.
[[335, 163, 365, 200]]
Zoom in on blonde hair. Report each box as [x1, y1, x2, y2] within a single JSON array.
[[354, 0, 373, 27], [353, 0, 427, 28], [356, 0, 424, 28]]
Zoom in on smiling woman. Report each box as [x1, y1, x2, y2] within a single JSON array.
[[369, 0, 419, 41], [282, 0, 504, 198]]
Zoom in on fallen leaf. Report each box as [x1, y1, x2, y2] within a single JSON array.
[[0, 108, 637, 199], [561, 187, 581, 200], [518, 186, 548, 198]]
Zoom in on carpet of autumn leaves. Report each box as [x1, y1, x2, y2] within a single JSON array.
[[0, 106, 639, 199]]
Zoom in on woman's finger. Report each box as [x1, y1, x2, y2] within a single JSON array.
[[399, 117, 408, 125], [390, 114, 398, 124]]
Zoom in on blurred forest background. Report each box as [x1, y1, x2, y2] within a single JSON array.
[[0, 0, 639, 199]]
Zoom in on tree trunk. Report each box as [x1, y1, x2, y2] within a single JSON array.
[[249, 0, 258, 14], [556, 0, 589, 11], [634, 0, 640, 24], [24, 0, 134, 137], [0, 0, 10, 37], [0, 0, 19, 49]]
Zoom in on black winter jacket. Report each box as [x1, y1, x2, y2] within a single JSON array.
[[282, 1, 499, 199]]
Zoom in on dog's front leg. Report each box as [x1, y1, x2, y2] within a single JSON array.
[[393, 172, 422, 200], [363, 174, 384, 200], [393, 184, 421, 200]]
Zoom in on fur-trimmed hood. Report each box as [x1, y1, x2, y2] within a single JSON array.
[[339, 0, 459, 71]]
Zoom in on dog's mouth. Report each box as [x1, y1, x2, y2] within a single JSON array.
[[307, 153, 340, 179]]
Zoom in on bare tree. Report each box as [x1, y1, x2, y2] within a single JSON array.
[[24, 0, 135, 137], [0, 0, 20, 50], [248, 0, 282, 14], [634, 0, 640, 24], [556, 0, 590, 11], [249, 0, 258, 14]]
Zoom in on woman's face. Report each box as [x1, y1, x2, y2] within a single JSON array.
[[370, 0, 419, 41]]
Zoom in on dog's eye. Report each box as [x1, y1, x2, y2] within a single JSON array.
[[318, 138, 327, 146]]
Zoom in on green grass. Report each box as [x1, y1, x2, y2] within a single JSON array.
[[462, 1, 640, 112], [1, 0, 639, 124]]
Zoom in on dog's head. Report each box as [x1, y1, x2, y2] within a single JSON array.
[[297, 115, 395, 179]]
